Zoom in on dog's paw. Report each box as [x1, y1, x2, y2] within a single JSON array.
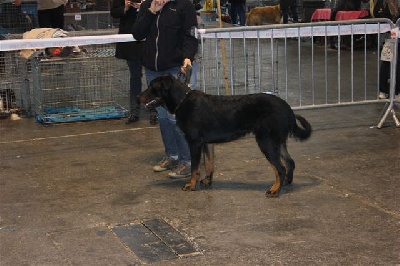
[[266, 189, 280, 198], [284, 179, 293, 186], [182, 183, 196, 191], [200, 178, 212, 188]]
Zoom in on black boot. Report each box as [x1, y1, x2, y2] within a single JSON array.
[[149, 113, 157, 125], [126, 114, 139, 124]]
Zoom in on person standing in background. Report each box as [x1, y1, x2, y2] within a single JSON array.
[[228, 0, 246, 26], [371, 0, 399, 100], [111, 0, 150, 124], [133, 0, 198, 178], [280, 0, 298, 24], [37, 0, 67, 29]]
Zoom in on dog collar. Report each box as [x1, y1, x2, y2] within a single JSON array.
[[174, 89, 191, 113]]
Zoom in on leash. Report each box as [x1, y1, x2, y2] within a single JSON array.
[[174, 65, 192, 113], [177, 65, 192, 88]]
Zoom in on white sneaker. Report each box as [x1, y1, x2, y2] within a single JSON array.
[[168, 162, 191, 179], [153, 156, 178, 172], [378, 92, 388, 99]]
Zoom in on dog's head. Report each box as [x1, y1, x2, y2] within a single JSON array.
[[138, 74, 174, 109]]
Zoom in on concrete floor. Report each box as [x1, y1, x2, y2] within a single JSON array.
[[0, 102, 399, 265]]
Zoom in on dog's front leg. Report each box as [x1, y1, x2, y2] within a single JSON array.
[[182, 143, 202, 191], [200, 143, 214, 188], [266, 165, 285, 198]]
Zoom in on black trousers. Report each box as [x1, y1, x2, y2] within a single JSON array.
[[38, 5, 65, 29]]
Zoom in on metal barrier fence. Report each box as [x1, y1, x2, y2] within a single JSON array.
[[0, 18, 399, 126], [197, 18, 393, 108]]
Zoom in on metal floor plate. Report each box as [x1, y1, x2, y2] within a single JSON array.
[[112, 219, 201, 264]]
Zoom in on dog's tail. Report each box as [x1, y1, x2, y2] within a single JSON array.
[[292, 115, 312, 141]]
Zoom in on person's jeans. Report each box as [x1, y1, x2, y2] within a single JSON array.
[[126, 59, 142, 116], [145, 65, 197, 164]]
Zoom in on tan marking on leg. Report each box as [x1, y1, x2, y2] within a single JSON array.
[[183, 164, 200, 191], [269, 165, 281, 193], [204, 144, 215, 177], [201, 144, 215, 186]]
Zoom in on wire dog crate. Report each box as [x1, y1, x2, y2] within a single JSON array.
[[30, 45, 128, 124], [1, 34, 28, 118]]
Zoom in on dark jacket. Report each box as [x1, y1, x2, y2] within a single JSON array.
[[280, 0, 296, 8], [133, 0, 198, 71], [110, 0, 143, 61]]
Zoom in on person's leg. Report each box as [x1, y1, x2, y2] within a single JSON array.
[[145, 67, 181, 159], [38, 9, 53, 28], [167, 113, 191, 178], [281, 6, 289, 24], [145, 67, 192, 176], [50, 5, 65, 29], [167, 114, 190, 163], [230, 3, 238, 25], [238, 3, 246, 26], [126, 60, 142, 122], [190, 60, 199, 89], [379, 61, 390, 96], [290, 4, 298, 22]]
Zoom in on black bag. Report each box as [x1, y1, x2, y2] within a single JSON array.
[[0, 3, 33, 31]]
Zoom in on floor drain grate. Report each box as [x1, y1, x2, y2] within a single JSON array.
[[112, 218, 201, 264]]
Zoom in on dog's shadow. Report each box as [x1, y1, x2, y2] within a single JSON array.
[[152, 174, 320, 195]]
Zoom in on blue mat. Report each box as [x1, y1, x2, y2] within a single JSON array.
[[36, 106, 127, 124]]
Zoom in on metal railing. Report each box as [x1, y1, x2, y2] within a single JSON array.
[[197, 18, 394, 110]]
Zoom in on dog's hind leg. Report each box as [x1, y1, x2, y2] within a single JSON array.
[[182, 143, 202, 191], [200, 144, 214, 188], [256, 136, 286, 197], [280, 143, 295, 185]]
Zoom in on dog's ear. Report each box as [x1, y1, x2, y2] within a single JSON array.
[[159, 75, 175, 92], [149, 75, 176, 98]]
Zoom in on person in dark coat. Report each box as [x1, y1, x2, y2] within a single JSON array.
[[372, 0, 400, 100], [280, 0, 298, 24], [133, 0, 198, 178], [111, 0, 149, 124]]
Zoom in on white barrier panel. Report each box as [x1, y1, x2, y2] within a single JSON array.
[[0, 34, 135, 52], [0, 20, 392, 51], [198, 23, 392, 39]]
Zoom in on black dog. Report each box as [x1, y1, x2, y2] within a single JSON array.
[[139, 75, 312, 197]]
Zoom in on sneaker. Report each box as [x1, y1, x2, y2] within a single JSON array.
[[394, 95, 400, 102], [168, 162, 191, 179], [378, 92, 388, 99], [125, 115, 139, 124], [153, 156, 178, 172]]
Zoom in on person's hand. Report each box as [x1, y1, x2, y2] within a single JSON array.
[[149, 0, 169, 13], [124, 0, 131, 12], [131, 1, 141, 9], [181, 58, 192, 73]]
